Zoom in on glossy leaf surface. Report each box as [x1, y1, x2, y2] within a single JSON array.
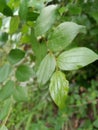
[[49, 71, 69, 109], [48, 22, 86, 52], [57, 47, 98, 71], [35, 5, 58, 36], [37, 53, 56, 85]]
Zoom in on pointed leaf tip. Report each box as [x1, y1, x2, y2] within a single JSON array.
[[57, 47, 98, 71], [35, 5, 58, 36], [48, 22, 86, 52]]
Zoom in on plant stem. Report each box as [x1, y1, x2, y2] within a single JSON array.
[[2, 105, 12, 126]]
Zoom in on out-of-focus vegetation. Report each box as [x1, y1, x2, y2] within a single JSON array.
[[0, 0, 98, 130]]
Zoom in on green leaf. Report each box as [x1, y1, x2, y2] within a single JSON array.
[[0, 98, 12, 120], [9, 16, 20, 34], [30, 122, 49, 130], [67, 3, 82, 15], [20, 34, 31, 43], [3, 5, 13, 16], [35, 43, 47, 70], [93, 119, 98, 128], [30, 29, 47, 70], [21, 24, 29, 34], [0, 18, 2, 28], [57, 47, 98, 71], [91, 11, 98, 23], [8, 49, 25, 64], [0, 80, 14, 101], [49, 71, 69, 109], [13, 86, 28, 102], [0, 32, 8, 41], [19, 0, 28, 21], [28, 0, 45, 10], [26, 10, 39, 21], [0, 125, 8, 130], [35, 5, 58, 36], [0, 32, 8, 46], [28, 0, 52, 10], [0, 0, 6, 12], [15, 65, 33, 81], [37, 53, 56, 85], [0, 64, 11, 83], [48, 22, 86, 52], [0, 0, 13, 16]]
